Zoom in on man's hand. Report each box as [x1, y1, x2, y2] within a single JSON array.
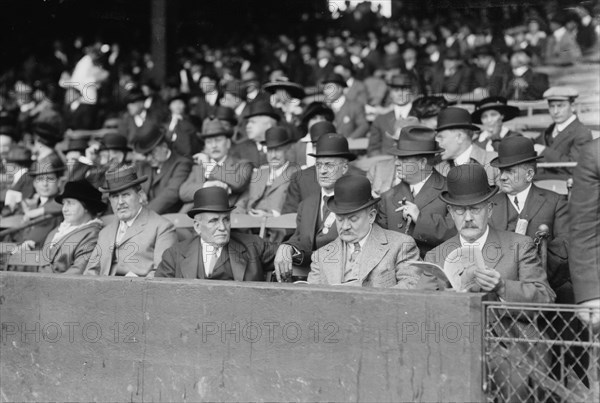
[[533, 144, 546, 155], [577, 299, 600, 333], [274, 244, 294, 282], [23, 207, 44, 222], [474, 266, 503, 294], [248, 209, 269, 217], [203, 180, 230, 192], [395, 201, 420, 222], [193, 152, 210, 165]]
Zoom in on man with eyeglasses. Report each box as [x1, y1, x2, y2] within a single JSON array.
[[274, 134, 355, 281]]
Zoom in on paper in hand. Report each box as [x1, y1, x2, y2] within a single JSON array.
[[406, 261, 450, 285], [444, 247, 486, 292]]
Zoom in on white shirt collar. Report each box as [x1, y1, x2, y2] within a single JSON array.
[[330, 95, 346, 112], [205, 91, 218, 106], [347, 225, 372, 254], [460, 225, 490, 250], [509, 183, 532, 213], [234, 101, 246, 117], [200, 238, 223, 276], [486, 59, 496, 77], [512, 66, 529, 77], [40, 196, 49, 206], [408, 172, 432, 196], [454, 144, 474, 166], [556, 115, 577, 132], [553, 26, 567, 41], [394, 103, 413, 120]]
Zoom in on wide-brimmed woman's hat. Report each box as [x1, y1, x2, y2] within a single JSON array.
[[99, 133, 132, 152], [300, 102, 334, 128], [471, 96, 520, 124], [388, 125, 443, 157], [56, 180, 107, 214], [435, 107, 480, 132], [187, 187, 236, 218], [65, 138, 89, 153], [32, 122, 63, 148], [99, 165, 148, 193], [308, 133, 356, 161], [327, 175, 380, 215], [263, 77, 305, 100], [440, 164, 499, 206], [490, 136, 543, 168], [28, 153, 65, 176]]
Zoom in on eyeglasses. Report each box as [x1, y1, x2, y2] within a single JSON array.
[[315, 162, 343, 171], [449, 205, 487, 215]]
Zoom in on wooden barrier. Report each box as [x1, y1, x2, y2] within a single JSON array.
[[0, 272, 485, 402]]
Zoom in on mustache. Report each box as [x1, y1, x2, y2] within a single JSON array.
[[462, 224, 478, 229]]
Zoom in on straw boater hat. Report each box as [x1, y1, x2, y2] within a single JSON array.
[[490, 136, 543, 169], [327, 175, 380, 215], [388, 125, 443, 157], [99, 165, 148, 193], [187, 187, 236, 218], [440, 164, 499, 206]]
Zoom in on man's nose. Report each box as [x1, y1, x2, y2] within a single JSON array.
[[464, 209, 474, 221]]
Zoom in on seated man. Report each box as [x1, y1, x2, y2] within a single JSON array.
[[156, 187, 276, 280], [134, 123, 193, 214], [287, 102, 334, 168], [179, 118, 252, 211], [323, 73, 369, 139], [308, 175, 421, 287], [534, 86, 593, 179], [84, 165, 177, 277], [377, 126, 456, 257], [503, 49, 549, 101], [471, 97, 521, 152], [235, 126, 297, 216]]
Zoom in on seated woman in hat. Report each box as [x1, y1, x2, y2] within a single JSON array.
[[471, 96, 522, 153], [38, 180, 106, 274]]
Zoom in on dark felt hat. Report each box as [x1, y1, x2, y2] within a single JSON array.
[[387, 73, 417, 89], [436, 107, 480, 132], [168, 93, 189, 105], [490, 136, 542, 168], [201, 117, 233, 139], [99, 133, 132, 152], [56, 180, 107, 214], [410, 96, 448, 119], [133, 124, 167, 155], [124, 88, 146, 104], [264, 127, 294, 149], [309, 121, 337, 143], [300, 102, 334, 127], [187, 187, 236, 218], [32, 122, 63, 147], [321, 73, 347, 88], [389, 125, 443, 157], [5, 145, 32, 164], [327, 175, 380, 215], [224, 80, 247, 99], [99, 165, 148, 193], [472, 44, 496, 58], [28, 153, 65, 176], [308, 133, 356, 161], [245, 100, 281, 121], [215, 106, 238, 125], [65, 138, 89, 153], [263, 78, 305, 100], [471, 96, 520, 124], [440, 164, 499, 206]]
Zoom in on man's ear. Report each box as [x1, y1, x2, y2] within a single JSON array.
[[342, 163, 349, 175], [193, 219, 202, 235], [368, 208, 377, 224]]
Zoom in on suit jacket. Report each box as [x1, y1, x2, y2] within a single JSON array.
[[435, 144, 499, 186], [367, 111, 419, 156], [423, 227, 555, 303], [427, 64, 477, 94], [503, 69, 549, 101], [281, 165, 366, 215], [155, 233, 276, 280], [377, 170, 456, 256], [118, 112, 160, 145], [345, 79, 368, 106], [331, 99, 369, 139], [535, 117, 593, 178], [490, 185, 569, 290], [544, 31, 582, 66], [286, 140, 310, 167], [308, 224, 421, 288], [474, 61, 512, 97], [5, 198, 63, 248], [40, 220, 103, 274], [138, 151, 193, 214], [235, 164, 298, 214], [83, 208, 177, 277], [230, 139, 268, 169], [179, 155, 252, 210], [473, 129, 522, 152], [166, 115, 202, 158], [569, 138, 600, 303]]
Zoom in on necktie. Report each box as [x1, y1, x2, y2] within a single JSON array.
[[410, 186, 416, 198], [205, 246, 221, 277], [448, 159, 456, 168], [349, 242, 361, 263], [513, 196, 520, 212], [552, 125, 560, 139], [322, 195, 331, 222], [116, 221, 127, 244]]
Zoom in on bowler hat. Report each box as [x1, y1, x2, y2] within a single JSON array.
[[99, 165, 148, 193], [440, 164, 499, 206], [436, 107, 480, 132], [472, 44, 496, 58], [490, 137, 542, 168], [133, 124, 166, 155], [263, 77, 305, 100], [99, 133, 132, 152], [387, 74, 416, 89], [308, 133, 356, 161], [32, 122, 63, 147], [5, 145, 32, 165], [309, 121, 336, 143], [471, 97, 520, 124], [0, 124, 16, 139], [300, 102, 334, 127], [245, 100, 281, 121], [327, 175, 380, 215], [215, 106, 238, 125], [389, 125, 443, 157], [264, 127, 293, 149], [187, 187, 236, 218], [65, 138, 89, 153], [200, 117, 233, 139], [321, 73, 347, 88], [333, 56, 354, 71], [56, 180, 107, 214], [124, 88, 146, 104], [28, 153, 65, 177]]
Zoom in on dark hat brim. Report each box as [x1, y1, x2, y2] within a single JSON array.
[[388, 147, 443, 157], [99, 144, 133, 152], [55, 194, 107, 213], [99, 176, 148, 193], [265, 138, 295, 149], [490, 154, 543, 168], [134, 132, 166, 155], [436, 123, 480, 132], [263, 82, 306, 100], [245, 110, 281, 121], [28, 167, 65, 177], [300, 105, 334, 125], [200, 131, 234, 139], [307, 151, 357, 161], [471, 104, 520, 124], [327, 196, 381, 215], [439, 185, 499, 206], [322, 79, 347, 88], [187, 205, 236, 218]]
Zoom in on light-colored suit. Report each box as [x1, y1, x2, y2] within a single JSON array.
[[308, 224, 421, 288], [83, 208, 177, 277], [235, 164, 299, 214]]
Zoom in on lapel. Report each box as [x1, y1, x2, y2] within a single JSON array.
[[102, 220, 120, 276], [413, 170, 445, 208], [182, 237, 203, 279], [251, 166, 270, 202], [550, 119, 577, 150], [153, 152, 176, 183], [266, 165, 294, 194], [519, 185, 546, 222], [210, 158, 231, 181], [118, 208, 148, 246], [358, 225, 389, 282], [47, 225, 92, 262], [227, 237, 248, 281], [322, 239, 344, 284], [482, 228, 504, 270], [491, 193, 509, 230], [469, 144, 487, 165]]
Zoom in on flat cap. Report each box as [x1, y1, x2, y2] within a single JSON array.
[[543, 86, 579, 101]]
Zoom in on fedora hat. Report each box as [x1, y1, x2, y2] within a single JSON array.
[[263, 77, 305, 100], [99, 165, 148, 193], [389, 125, 443, 157], [65, 138, 89, 153], [264, 127, 293, 149], [308, 133, 356, 161], [28, 153, 65, 176], [440, 164, 499, 206], [245, 100, 281, 121], [200, 117, 233, 139], [309, 121, 336, 143], [187, 187, 236, 218], [387, 73, 417, 89], [300, 102, 334, 127], [133, 124, 166, 155], [99, 133, 132, 152], [321, 73, 347, 88], [471, 96, 520, 124], [215, 106, 238, 125], [56, 180, 107, 214], [327, 175, 380, 215], [436, 107, 480, 132], [124, 88, 146, 104], [5, 145, 32, 165], [32, 122, 63, 147], [490, 137, 542, 168]]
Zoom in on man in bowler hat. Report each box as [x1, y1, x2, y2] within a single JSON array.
[[308, 175, 420, 287], [84, 165, 176, 277], [156, 187, 276, 280]]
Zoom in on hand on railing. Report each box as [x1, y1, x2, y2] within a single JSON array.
[[576, 299, 600, 333]]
